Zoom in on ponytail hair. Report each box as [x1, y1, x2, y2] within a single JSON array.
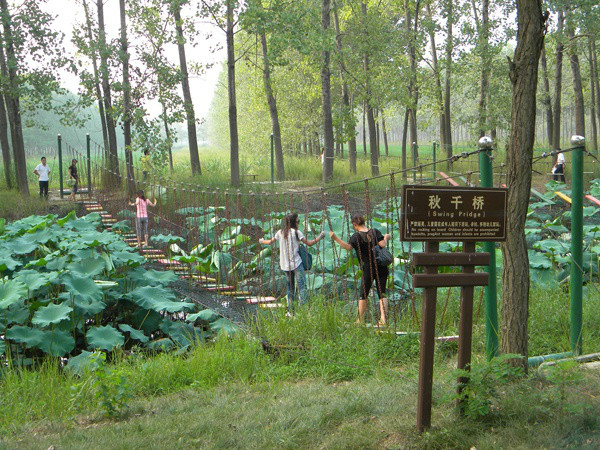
[[282, 213, 299, 239], [137, 190, 146, 201]]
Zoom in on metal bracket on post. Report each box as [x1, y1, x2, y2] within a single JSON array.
[[570, 135, 584, 355], [478, 136, 499, 360]]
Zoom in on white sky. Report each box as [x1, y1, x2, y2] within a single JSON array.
[[46, 0, 225, 122]]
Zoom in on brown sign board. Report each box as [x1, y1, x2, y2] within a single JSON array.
[[401, 185, 507, 242]]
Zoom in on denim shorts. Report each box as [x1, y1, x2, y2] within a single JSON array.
[[136, 217, 148, 237]]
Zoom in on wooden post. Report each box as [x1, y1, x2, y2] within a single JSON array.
[[416, 241, 439, 432]]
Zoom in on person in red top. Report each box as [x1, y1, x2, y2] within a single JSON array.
[[129, 190, 156, 249]]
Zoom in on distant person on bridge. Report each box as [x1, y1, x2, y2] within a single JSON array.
[[552, 151, 566, 183], [33, 156, 50, 199], [259, 213, 325, 315], [330, 215, 391, 325], [67, 159, 80, 201], [129, 190, 157, 250], [140, 150, 152, 183]]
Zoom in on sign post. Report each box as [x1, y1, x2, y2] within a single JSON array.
[[402, 185, 507, 432]]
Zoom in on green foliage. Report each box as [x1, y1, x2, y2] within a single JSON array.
[[0, 211, 209, 363], [444, 354, 524, 420], [70, 352, 132, 418]]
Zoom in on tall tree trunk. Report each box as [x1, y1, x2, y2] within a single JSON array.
[[475, 0, 490, 138], [83, 0, 109, 161], [362, 2, 378, 176], [552, 10, 564, 150], [173, 2, 201, 175], [566, 13, 585, 137], [401, 108, 408, 179], [425, 2, 446, 158], [226, 0, 240, 186], [333, 0, 356, 173], [443, 0, 453, 167], [321, 0, 335, 182], [362, 103, 367, 156], [405, 0, 419, 162], [160, 99, 174, 172], [0, 88, 11, 189], [120, 0, 135, 196], [540, 45, 553, 147], [259, 31, 284, 180], [97, 0, 120, 183], [0, 1, 27, 195], [502, 0, 546, 370], [382, 111, 389, 157], [589, 39, 598, 152]]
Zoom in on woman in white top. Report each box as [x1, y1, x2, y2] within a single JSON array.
[[259, 213, 325, 313], [552, 151, 566, 183]]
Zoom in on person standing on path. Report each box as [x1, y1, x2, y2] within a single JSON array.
[[140, 150, 151, 183], [259, 213, 325, 314], [552, 151, 566, 183], [33, 156, 50, 199], [330, 215, 391, 325], [67, 159, 80, 201], [129, 190, 157, 249]]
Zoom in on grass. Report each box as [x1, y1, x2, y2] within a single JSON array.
[[1, 296, 599, 449], [0, 190, 76, 222]]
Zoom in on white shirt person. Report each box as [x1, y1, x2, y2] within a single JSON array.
[[33, 157, 51, 198]]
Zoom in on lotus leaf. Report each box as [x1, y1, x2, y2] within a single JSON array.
[[141, 269, 178, 285], [111, 220, 131, 233], [533, 239, 565, 254], [7, 236, 38, 255], [67, 257, 106, 278], [14, 270, 55, 294], [6, 325, 45, 347], [187, 309, 220, 324], [131, 308, 162, 334], [528, 250, 552, 269], [147, 338, 175, 352], [151, 233, 185, 245], [86, 325, 125, 350], [6, 303, 30, 325], [160, 320, 204, 347], [209, 318, 238, 336], [0, 280, 27, 309], [65, 350, 104, 374], [45, 255, 68, 271], [58, 292, 106, 316], [118, 324, 149, 343], [129, 286, 194, 313], [37, 329, 75, 356], [111, 250, 145, 265], [0, 340, 4, 355], [0, 251, 22, 272], [32, 303, 72, 327]]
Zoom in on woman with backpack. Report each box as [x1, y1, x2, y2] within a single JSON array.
[[330, 215, 391, 325], [259, 213, 325, 314]]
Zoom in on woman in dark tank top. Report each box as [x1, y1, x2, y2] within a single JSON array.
[[330, 214, 391, 325]]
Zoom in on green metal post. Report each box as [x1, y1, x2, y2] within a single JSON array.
[[478, 136, 499, 360], [86, 133, 91, 196], [270, 133, 274, 185], [432, 142, 437, 179], [570, 135, 585, 355], [58, 134, 63, 199]]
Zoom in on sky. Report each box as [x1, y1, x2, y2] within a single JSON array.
[[46, 0, 225, 123]]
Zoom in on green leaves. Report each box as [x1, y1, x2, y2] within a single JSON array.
[[129, 286, 195, 313], [0, 280, 27, 309], [32, 303, 72, 327], [86, 326, 125, 351]]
